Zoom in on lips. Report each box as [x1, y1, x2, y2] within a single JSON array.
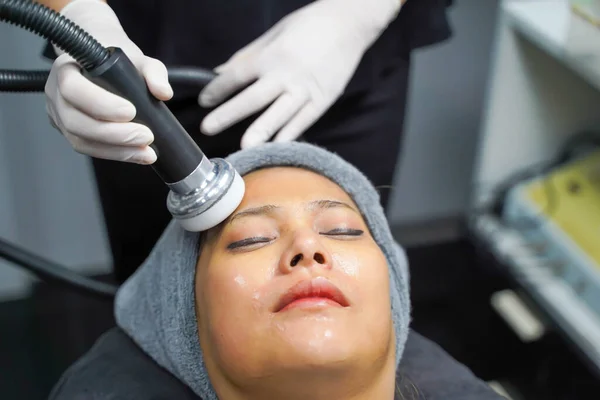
[[274, 277, 349, 312]]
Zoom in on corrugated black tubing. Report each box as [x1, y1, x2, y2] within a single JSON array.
[[0, 69, 50, 92], [0, 66, 216, 92], [0, 0, 109, 70], [0, 1, 217, 92]]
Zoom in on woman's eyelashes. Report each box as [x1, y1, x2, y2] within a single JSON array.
[[226, 228, 364, 250], [227, 236, 273, 250], [322, 228, 364, 237]]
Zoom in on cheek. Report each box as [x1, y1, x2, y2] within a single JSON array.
[[203, 261, 268, 318], [357, 250, 394, 349], [330, 247, 394, 358], [366, 251, 392, 307], [331, 252, 360, 277], [333, 247, 391, 312], [197, 256, 277, 362]]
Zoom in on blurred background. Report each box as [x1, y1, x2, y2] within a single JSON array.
[[2, 0, 600, 398]]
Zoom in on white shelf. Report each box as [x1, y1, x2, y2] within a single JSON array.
[[470, 0, 600, 374], [505, 0, 600, 92], [472, 0, 600, 199]]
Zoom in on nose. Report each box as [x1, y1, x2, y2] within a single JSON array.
[[279, 230, 332, 274]]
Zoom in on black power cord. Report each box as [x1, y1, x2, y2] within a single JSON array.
[[0, 237, 118, 300], [0, 66, 216, 92], [0, 0, 110, 68], [0, 0, 120, 299], [0, 1, 216, 92], [0, 0, 218, 299]]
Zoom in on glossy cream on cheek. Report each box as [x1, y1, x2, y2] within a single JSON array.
[[234, 274, 246, 287], [332, 252, 360, 277], [230, 273, 264, 312]]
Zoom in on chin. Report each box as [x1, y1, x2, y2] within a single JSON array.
[[286, 341, 358, 370], [277, 321, 362, 366]]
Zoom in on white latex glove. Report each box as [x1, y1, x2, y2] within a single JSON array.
[[198, 0, 402, 148], [45, 0, 173, 164]]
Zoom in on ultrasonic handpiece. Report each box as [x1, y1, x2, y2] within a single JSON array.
[[84, 48, 244, 231], [0, 0, 243, 300], [0, 0, 243, 231]]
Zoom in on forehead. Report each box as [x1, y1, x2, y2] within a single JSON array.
[[240, 167, 354, 207], [199, 167, 365, 245]]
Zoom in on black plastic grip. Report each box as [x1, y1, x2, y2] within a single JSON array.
[[83, 47, 205, 184]]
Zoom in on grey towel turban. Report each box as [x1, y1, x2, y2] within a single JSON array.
[[114, 141, 411, 400]]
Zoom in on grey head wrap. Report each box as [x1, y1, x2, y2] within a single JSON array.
[[114, 141, 411, 400]]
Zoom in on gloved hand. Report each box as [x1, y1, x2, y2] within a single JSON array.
[[198, 0, 403, 148], [45, 0, 173, 164]]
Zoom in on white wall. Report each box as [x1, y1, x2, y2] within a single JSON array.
[[388, 0, 501, 227], [0, 24, 112, 300]]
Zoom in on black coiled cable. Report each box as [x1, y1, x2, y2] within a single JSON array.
[[0, 0, 119, 299], [0, 66, 216, 93], [0, 0, 215, 299], [0, 237, 118, 300], [0, 0, 108, 70], [0, 69, 50, 92], [0, 1, 216, 93]]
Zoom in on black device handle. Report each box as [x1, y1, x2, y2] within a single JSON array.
[[83, 47, 204, 184]]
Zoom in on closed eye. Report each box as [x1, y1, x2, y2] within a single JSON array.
[[322, 228, 364, 237], [226, 229, 363, 250], [227, 236, 273, 250]]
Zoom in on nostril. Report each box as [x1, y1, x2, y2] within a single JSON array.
[[290, 254, 303, 267], [313, 253, 325, 264]]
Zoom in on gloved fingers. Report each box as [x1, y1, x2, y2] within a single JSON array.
[[56, 61, 136, 122], [138, 56, 174, 101], [55, 104, 153, 146], [198, 62, 259, 108], [241, 92, 308, 148], [46, 82, 154, 146], [200, 77, 283, 135], [64, 132, 157, 164], [272, 102, 322, 143]]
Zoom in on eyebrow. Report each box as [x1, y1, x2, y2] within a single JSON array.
[[227, 199, 358, 225], [228, 204, 280, 225], [309, 199, 357, 213]]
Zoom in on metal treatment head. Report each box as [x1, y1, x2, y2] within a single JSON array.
[[166, 158, 245, 232]]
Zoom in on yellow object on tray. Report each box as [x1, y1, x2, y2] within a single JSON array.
[[525, 149, 600, 268], [571, 0, 600, 27], [501, 148, 600, 317]]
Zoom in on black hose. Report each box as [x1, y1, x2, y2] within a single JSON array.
[[0, 0, 215, 299], [166, 67, 217, 88], [0, 69, 50, 92], [0, 66, 216, 93], [0, 237, 118, 300], [0, 1, 122, 300], [0, 1, 217, 92], [0, 0, 109, 70]]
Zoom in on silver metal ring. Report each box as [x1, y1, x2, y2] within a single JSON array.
[[166, 158, 236, 219]]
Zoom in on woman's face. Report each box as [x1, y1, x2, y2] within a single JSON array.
[[195, 167, 394, 384]]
